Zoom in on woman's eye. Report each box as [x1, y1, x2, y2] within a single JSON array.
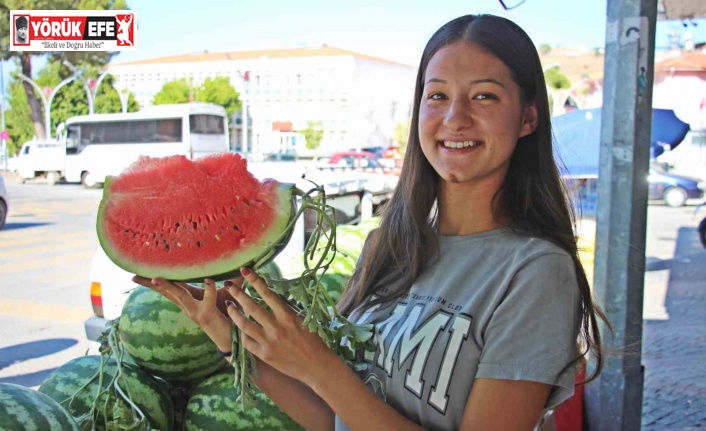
[[428, 93, 447, 100], [474, 93, 497, 101]]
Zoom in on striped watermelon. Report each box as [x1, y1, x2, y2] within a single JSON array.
[[0, 383, 79, 431], [119, 285, 226, 382], [38, 355, 173, 431], [184, 369, 304, 431]]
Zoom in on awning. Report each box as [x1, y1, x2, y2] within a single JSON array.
[[660, 0, 706, 19]]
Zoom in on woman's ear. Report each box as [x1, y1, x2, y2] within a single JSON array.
[[519, 103, 539, 138]]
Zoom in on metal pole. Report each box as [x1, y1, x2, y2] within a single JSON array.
[[241, 74, 248, 154], [16, 73, 50, 139], [48, 75, 80, 137], [584, 1, 656, 430], [1, 58, 7, 171]]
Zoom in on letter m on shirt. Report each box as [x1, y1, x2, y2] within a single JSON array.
[[380, 304, 472, 412]]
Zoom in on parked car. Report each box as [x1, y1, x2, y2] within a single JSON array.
[[0, 175, 8, 230], [316, 151, 400, 175], [648, 166, 705, 207]]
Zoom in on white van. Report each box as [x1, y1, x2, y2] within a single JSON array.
[[12, 140, 66, 185]]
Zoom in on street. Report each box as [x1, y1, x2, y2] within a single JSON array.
[[0, 171, 704, 429]]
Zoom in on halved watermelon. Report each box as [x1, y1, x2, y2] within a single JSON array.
[[97, 154, 295, 281]]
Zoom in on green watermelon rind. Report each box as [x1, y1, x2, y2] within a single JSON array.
[[97, 178, 296, 282], [183, 369, 304, 431], [0, 383, 80, 431], [119, 286, 227, 383], [37, 355, 173, 431]]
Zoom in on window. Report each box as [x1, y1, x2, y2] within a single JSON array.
[[68, 119, 183, 146], [189, 114, 224, 135]]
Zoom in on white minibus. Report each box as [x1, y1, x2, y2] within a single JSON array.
[[61, 103, 229, 188]]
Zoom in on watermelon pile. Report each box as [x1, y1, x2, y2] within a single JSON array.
[[0, 383, 80, 431], [0, 154, 384, 430]]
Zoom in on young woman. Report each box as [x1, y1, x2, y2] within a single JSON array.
[[137, 14, 606, 431]]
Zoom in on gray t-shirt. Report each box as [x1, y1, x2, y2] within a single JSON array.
[[335, 228, 581, 431]]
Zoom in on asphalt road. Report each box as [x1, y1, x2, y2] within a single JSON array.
[[0, 170, 703, 393]]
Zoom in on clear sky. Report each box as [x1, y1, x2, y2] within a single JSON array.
[[2, 1, 706, 85], [111, 0, 706, 66]]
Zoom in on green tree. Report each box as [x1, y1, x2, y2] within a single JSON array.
[[152, 79, 193, 105], [153, 77, 241, 115], [199, 76, 241, 116], [539, 43, 552, 55], [5, 81, 35, 155], [300, 121, 324, 150], [0, 0, 129, 139], [394, 121, 410, 155], [4, 61, 138, 154], [544, 67, 571, 90]]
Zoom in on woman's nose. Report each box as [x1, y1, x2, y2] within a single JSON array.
[[442, 98, 472, 131]]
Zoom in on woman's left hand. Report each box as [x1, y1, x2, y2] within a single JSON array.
[[225, 267, 340, 386]]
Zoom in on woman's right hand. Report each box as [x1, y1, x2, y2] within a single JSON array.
[[132, 276, 239, 353]]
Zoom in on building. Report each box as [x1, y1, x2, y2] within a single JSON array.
[[107, 46, 416, 156], [652, 51, 706, 130]]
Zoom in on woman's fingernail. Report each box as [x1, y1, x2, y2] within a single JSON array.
[[204, 279, 213, 285], [240, 267, 251, 276], [224, 280, 233, 288], [225, 300, 235, 308]]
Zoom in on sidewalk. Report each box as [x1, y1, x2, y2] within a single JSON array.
[[642, 224, 706, 430]]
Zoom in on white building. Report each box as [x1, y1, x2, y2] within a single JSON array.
[[108, 45, 416, 155]]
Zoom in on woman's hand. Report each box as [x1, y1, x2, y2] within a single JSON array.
[[225, 268, 340, 387], [132, 275, 240, 353]]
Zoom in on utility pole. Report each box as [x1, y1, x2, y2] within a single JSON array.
[[1, 58, 7, 171], [585, 1, 657, 430]]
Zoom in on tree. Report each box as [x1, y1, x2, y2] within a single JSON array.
[[394, 121, 410, 155], [153, 77, 241, 115], [152, 79, 193, 105], [300, 121, 324, 150], [4, 61, 138, 155], [199, 77, 241, 116], [544, 67, 571, 90], [539, 43, 552, 55], [0, 0, 129, 139]]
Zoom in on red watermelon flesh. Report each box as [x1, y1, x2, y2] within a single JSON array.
[[97, 153, 294, 282]]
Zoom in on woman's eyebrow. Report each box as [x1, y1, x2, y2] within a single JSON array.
[[470, 78, 505, 87], [424, 77, 505, 88]]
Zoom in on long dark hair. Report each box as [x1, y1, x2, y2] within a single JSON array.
[[338, 14, 609, 383]]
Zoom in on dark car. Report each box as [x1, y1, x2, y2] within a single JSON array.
[[648, 166, 705, 207], [0, 175, 7, 230]]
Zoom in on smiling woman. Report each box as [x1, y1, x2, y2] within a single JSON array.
[[133, 14, 609, 431]]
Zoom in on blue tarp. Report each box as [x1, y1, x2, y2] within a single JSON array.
[[552, 108, 690, 178]]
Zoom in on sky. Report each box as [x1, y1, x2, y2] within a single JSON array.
[[2, 1, 706, 85], [110, 0, 706, 66]]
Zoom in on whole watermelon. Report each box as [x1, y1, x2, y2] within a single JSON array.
[[184, 369, 304, 431], [0, 383, 80, 431], [119, 285, 227, 382], [38, 355, 173, 431]]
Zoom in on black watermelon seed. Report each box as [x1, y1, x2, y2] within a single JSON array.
[[196, 241, 201, 247], [192, 222, 198, 229], [175, 222, 180, 228], [164, 244, 170, 251], [154, 241, 158, 247]]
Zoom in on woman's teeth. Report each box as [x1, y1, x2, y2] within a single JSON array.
[[442, 140, 481, 148]]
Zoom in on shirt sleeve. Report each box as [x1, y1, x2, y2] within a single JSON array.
[[475, 252, 581, 409]]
